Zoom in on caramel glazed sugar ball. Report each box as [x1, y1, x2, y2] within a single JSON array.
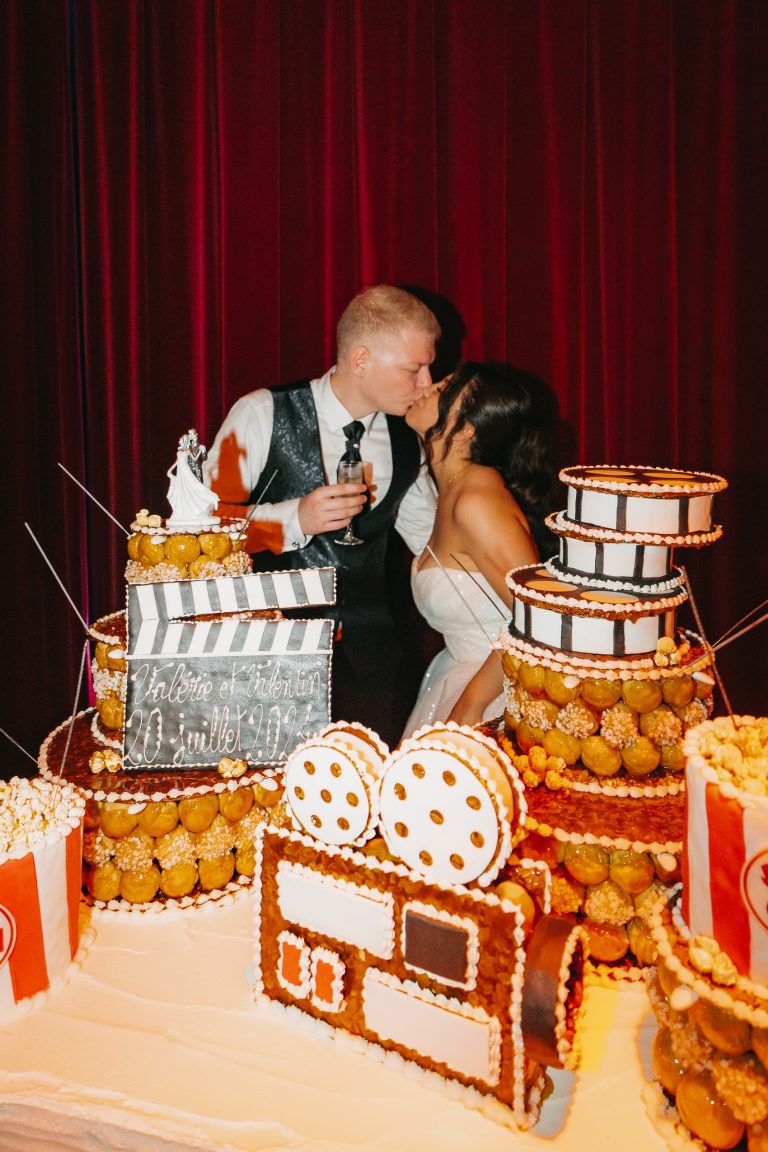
[[649, 957, 768, 1150], [517, 828, 678, 967], [502, 649, 714, 781], [83, 778, 285, 904]]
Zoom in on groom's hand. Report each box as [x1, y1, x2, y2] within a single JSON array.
[[298, 483, 368, 534]]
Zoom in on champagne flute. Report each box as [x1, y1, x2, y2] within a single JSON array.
[[334, 458, 365, 545]]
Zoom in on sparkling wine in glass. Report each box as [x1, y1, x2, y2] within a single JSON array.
[[335, 458, 365, 545]]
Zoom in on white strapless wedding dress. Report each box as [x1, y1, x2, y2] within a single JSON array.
[[401, 561, 508, 739]]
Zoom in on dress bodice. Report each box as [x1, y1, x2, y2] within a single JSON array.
[[410, 561, 508, 662]]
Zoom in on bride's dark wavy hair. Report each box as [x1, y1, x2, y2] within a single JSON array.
[[425, 361, 558, 556]]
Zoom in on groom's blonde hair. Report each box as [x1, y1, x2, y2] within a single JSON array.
[[336, 285, 440, 359]]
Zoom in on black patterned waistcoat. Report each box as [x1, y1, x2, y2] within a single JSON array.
[[249, 381, 421, 704]]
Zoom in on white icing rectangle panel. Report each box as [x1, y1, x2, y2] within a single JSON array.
[[529, 604, 564, 649], [362, 969, 499, 1085], [689, 495, 713, 532], [625, 496, 678, 534], [277, 863, 394, 959], [602, 541, 635, 578], [564, 538, 596, 575], [579, 490, 618, 530], [570, 613, 616, 655], [623, 613, 667, 653], [642, 545, 669, 579]]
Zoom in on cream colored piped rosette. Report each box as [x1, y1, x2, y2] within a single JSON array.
[[283, 722, 389, 847], [506, 564, 689, 619], [560, 464, 728, 497], [377, 722, 526, 888], [545, 508, 723, 550]]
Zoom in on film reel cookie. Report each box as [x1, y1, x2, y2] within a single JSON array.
[[283, 723, 389, 847], [377, 723, 526, 888]]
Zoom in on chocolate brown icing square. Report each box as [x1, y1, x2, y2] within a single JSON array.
[[404, 908, 468, 985]]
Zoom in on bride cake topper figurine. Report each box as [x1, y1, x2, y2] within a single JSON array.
[[166, 428, 220, 527]]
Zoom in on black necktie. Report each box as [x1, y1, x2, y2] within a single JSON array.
[[341, 420, 365, 463]]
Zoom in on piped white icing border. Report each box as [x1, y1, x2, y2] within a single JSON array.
[[310, 945, 346, 1012], [523, 813, 682, 858], [546, 509, 723, 548], [559, 464, 727, 497], [544, 556, 684, 596], [276, 929, 312, 997], [507, 564, 687, 617], [361, 966, 503, 1087], [501, 630, 712, 681]]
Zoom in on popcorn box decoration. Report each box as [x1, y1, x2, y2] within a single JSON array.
[[0, 778, 85, 1016], [682, 716, 768, 984]]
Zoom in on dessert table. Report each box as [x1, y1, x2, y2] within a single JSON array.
[[0, 893, 670, 1152]]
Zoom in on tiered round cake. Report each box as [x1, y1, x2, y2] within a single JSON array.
[[500, 465, 728, 972], [646, 716, 768, 1151]]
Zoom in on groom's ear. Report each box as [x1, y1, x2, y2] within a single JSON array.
[[349, 344, 370, 376]]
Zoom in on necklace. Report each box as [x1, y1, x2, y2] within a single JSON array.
[[438, 462, 472, 495]]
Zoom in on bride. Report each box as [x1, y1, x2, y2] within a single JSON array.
[[402, 361, 557, 737]]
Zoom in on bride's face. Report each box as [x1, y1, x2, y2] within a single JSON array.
[[405, 375, 451, 439]]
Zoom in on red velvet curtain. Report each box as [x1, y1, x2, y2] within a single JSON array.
[[3, 0, 766, 778]]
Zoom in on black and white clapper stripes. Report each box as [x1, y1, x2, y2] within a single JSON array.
[[123, 567, 336, 770], [127, 569, 336, 658]]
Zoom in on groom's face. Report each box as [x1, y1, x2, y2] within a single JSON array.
[[356, 326, 435, 416]]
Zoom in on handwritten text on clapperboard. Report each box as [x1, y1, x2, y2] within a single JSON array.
[[123, 569, 335, 769]]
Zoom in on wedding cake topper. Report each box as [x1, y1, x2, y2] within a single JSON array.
[[166, 429, 220, 527]]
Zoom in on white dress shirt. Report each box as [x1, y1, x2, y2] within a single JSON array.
[[204, 369, 436, 555]]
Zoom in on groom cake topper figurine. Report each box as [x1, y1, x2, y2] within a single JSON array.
[[166, 428, 220, 527]]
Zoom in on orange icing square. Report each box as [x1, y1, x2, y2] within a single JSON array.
[[314, 957, 337, 1004], [280, 939, 304, 988]]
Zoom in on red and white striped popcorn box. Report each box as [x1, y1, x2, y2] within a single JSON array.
[[682, 717, 768, 986], [0, 777, 85, 1016]]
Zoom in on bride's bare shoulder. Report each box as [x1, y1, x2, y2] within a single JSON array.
[[454, 465, 520, 516]]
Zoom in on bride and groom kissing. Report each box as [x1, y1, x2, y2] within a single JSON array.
[[204, 284, 557, 747]]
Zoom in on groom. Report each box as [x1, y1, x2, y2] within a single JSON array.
[[204, 285, 440, 745]]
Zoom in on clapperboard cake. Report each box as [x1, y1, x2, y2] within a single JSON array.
[[39, 437, 338, 909], [497, 464, 729, 975]]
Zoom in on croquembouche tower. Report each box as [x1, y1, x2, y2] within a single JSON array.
[[499, 465, 728, 972]]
